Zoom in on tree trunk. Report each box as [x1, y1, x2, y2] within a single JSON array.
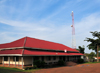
[[97, 45, 99, 62]]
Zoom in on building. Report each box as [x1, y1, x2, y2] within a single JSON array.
[[0, 37, 83, 69], [94, 57, 100, 61]]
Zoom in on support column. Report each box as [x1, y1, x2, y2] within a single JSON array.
[[8, 57, 10, 66], [18, 57, 19, 67], [3, 57, 4, 66], [76, 56, 77, 60], [15, 57, 16, 67], [22, 57, 23, 69]]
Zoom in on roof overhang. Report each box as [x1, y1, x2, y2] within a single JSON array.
[[0, 54, 22, 56], [0, 49, 83, 56]]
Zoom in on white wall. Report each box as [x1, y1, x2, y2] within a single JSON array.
[[2, 56, 24, 65]]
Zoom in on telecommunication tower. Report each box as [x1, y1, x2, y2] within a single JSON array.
[[71, 11, 76, 49]]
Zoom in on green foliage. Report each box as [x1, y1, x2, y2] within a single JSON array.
[[88, 52, 95, 59], [0, 67, 39, 73], [33, 65, 37, 69], [78, 46, 85, 54], [84, 61, 100, 64], [33, 60, 46, 68], [0, 67, 24, 73], [85, 52, 95, 62], [76, 49, 80, 51], [85, 31, 100, 53], [24, 67, 34, 70], [77, 59, 84, 63], [57, 60, 65, 66]]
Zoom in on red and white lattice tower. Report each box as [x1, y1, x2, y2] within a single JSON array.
[[71, 11, 76, 49]]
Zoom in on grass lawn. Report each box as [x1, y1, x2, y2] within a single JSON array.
[[84, 61, 100, 64], [0, 67, 39, 73]]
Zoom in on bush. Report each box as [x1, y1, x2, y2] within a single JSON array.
[[40, 61, 45, 68], [77, 59, 84, 63], [33, 65, 37, 69], [57, 60, 65, 66], [24, 67, 34, 70], [33, 60, 41, 68], [33, 60, 46, 68]]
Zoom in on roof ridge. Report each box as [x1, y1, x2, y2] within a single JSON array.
[[23, 36, 27, 47], [22, 49, 25, 55]]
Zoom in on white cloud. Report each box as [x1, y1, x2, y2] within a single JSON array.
[[1, 12, 100, 53], [75, 13, 100, 53]]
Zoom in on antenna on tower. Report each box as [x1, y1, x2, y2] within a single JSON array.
[[71, 11, 76, 49]]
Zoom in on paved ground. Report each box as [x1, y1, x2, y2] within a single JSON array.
[[33, 63, 100, 73]]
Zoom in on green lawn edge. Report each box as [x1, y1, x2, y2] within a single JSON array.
[[84, 61, 100, 64], [0, 67, 40, 73]]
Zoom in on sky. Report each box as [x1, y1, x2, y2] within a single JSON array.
[[0, 0, 100, 53]]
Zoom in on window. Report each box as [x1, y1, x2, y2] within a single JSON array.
[[63, 56, 65, 61], [67, 56, 69, 61], [4, 56, 8, 61], [59, 56, 62, 60], [41, 56, 44, 61], [46, 56, 51, 61], [33, 56, 39, 61], [53, 56, 56, 60], [13, 56, 19, 61]]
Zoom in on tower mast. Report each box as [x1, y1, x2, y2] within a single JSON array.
[[71, 11, 76, 49]]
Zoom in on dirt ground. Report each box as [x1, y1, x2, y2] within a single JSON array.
[[33, 63, 100, 73]]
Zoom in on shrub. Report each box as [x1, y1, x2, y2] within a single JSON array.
[[40, 61, 45, 68], [57, 60, 65, 66], [24, 67, 34, 70], [33, 60, 46, 68], [77, 59, 84, 63], [33, 60, 41, 68], [33, 65, 37, 69]]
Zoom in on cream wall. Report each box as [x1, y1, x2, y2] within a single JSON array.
[[2, 56, 32, 66], [2, 56, 24, 65], [24, 56, 32, 65], [1, 56, 80, 66]]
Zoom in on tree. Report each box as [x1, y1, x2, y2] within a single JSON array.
[[78, 46, 85, 54], [85, 31, 100, 62], [88, 52, 95, 62], [76, 49, 80, 51]]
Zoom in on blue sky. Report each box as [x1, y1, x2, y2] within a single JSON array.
[[0, 0, 100, 53]]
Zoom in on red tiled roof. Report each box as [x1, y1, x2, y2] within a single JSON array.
[[23, 49, 83, 56], [0, 49, 83, 56], [0, 37, 79, 52], [23, 49, 69, 56], [25, 37, 79, 52], [95, 57, 100, 59], [0, 37, 25, 49], [0, 49, 23, 54]]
